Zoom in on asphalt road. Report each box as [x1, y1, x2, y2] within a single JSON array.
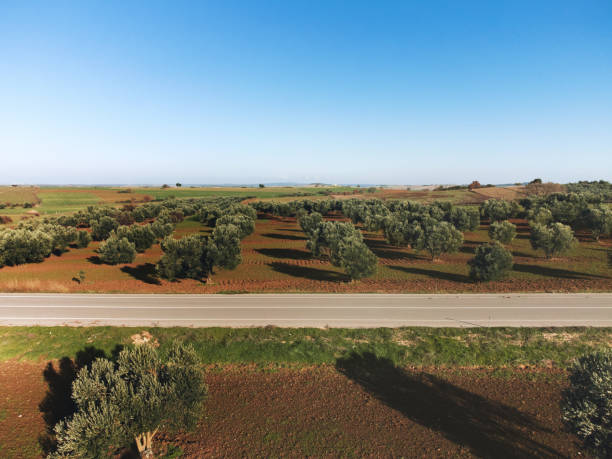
[[0, 293, 611, 327]]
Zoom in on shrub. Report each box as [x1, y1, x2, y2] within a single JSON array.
[[530, 223, 576, 258], [488, 220, 517, 245], [0, 215, 13, 224], [468, 242, 513, 282], [561, 350, 612, 459], [50, 343, 207, 459], [98, 235, 136, 265]]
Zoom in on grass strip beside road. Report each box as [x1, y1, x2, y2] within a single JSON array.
[[0, 326, 609, 368]]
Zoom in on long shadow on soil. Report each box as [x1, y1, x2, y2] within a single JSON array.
[[363, 239, 422, 260], [336, 352, 562, 459], [255, 248, 312, 260], [121, 263, 161, 285], [262, 232, 306, 241], [39, 345, 123, 455], [86, 255, 104, 265], [270, 261, 348, 282], [513, 263, 610, 280], [389, 265, 471, 283]]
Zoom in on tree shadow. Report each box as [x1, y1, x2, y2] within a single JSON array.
[[121, 263, 161, 285], [336, 352, 562, 459], [269, 262, 348, 282], [39, 345, 124, 455], [255, 248, 312, 260], [364, 239, 422, 260], [262, 232, 306, 241], [86, 255, 103, 265], [389, 265, 471, 283], [513, 263, 610, 280]]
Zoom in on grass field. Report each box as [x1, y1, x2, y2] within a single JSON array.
[[0, 326, 606, 458], [0, 326, 609, 366], [131, 186, 357, 200], [0, 186, 40, 205]]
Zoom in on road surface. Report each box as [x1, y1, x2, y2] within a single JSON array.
[[0, 293, 611, 327]]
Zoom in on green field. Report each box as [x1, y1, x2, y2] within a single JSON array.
[[131, 186, 358, 200], [1, 326, 609, 368], [35, 190, 101, 214]]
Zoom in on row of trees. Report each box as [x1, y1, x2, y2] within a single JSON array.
[[0, 223, 91, 268]]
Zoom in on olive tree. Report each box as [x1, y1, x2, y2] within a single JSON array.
[[76, 230, 92, 249], [530, 223, 576, 258], [0, 229, 53, 267], [116, 224, 157, 252], [339, 237, 378, 280], [298, 211, 323, 237], [488, 220, 517, 245], [583, 207, 612, 241], [561, 350, 612, 459], [157, 224, 242, 281], [480, 199, 512, 222], [91, 216, 119, 241], [416, 221, 464, 260], [50, 343, 207, 459], [98, 235, 136, 265], [468, 242, 513, 282], [216, 214, 255, 239]]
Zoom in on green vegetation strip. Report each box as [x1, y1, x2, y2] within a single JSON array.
[[0, 326, 609, 367]]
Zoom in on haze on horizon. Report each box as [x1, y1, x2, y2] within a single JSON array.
[[1, 1, 611, 185]]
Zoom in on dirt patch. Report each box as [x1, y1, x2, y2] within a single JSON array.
[[0, 361, 589, 458]]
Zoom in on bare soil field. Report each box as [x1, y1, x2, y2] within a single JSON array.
[[0, 211, 610, 293], [0, 361, 587, 458], [470, 186, 527, 200]]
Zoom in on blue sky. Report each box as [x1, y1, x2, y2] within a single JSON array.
[[1, 1, 611, 185]]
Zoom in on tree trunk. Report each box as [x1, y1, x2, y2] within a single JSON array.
[[135, 429, 157, 459]]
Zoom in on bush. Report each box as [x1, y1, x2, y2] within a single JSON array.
[[0, 216, 13, 224], [98, 235, 136, 264], [488, 220, 517, 245], [530, 223, 576, 258], [561, 350, 612, 459], [468, 242, 513, 282], [50, 343, 207, 459]]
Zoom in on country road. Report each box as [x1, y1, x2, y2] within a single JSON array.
[[0, 293, 611, 327]]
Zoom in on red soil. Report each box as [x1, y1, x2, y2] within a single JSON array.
[[0, 361, 588, 458]]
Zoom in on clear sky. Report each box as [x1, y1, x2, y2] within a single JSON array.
[[1, 1, 611, 185]]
